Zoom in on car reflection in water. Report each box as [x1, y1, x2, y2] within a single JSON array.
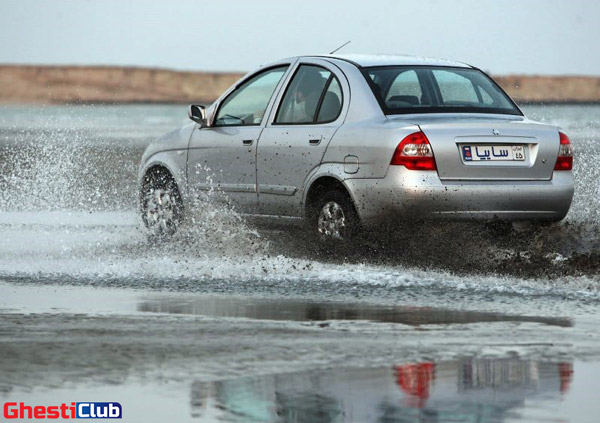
[[189, 359, 572, 423], [395, 362, 436, 408], [137, 296, 573, 422]]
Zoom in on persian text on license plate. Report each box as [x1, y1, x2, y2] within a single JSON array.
[[461, 145, 525, 162]]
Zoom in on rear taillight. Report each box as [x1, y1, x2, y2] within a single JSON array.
[[554, 132, 573, 171], [391, 131, 437, 171]]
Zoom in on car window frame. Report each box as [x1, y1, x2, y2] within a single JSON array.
[[212, 64, 291, 128], [272, 63, 344, 126]]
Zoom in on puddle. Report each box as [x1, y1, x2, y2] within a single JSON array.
[[0, 283, 571, 328], [2, 358, 597, 423], [137, 295, 572, 327]]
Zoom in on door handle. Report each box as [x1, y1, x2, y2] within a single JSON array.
[[242, 139, 254, 146], [309, 138, 321, 145]]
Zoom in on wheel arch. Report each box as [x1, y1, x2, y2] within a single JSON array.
[[303, 174, 358, 220], [140, 148, 187, 187]]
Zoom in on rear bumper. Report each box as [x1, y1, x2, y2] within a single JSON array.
[[344, 167, 574, 226]]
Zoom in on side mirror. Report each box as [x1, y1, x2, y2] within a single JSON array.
[[188, 105, 207, 127]]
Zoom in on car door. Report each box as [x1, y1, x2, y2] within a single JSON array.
[[257, 60, 348, 216], [187, 65, 290, 213]]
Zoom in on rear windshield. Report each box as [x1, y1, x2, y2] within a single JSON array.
[[364, 66, 522, 116]]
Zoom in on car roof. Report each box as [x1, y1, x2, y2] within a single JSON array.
[[295, 54, 473, 69]]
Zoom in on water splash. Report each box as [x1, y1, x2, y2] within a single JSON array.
[[0, 104, 598, 300]]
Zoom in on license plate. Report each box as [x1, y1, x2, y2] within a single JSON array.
[[461, 145, 525, 162]]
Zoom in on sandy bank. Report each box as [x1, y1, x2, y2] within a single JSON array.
[[0, 65, 599, 104]]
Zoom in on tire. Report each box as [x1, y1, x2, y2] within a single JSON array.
[[309, 189, 360, 242], [140, 170, 183, 238]]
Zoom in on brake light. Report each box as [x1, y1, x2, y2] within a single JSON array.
[[554, 132, 573, 171], [391, 131, 437, 170]]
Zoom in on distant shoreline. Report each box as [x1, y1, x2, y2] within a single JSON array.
[[1, 65, 599, 105], [3, 100, 598, 107]]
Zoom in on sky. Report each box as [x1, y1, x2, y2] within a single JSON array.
[[0, 0, 598, 75]]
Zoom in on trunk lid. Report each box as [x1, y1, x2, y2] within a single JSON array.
[[406, 115, 560, 181]]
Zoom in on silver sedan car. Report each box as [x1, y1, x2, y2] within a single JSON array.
[[139, 54, 574, 240]]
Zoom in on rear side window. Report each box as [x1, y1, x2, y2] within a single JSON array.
[[275, 65, 343, 124], [317, 77, 343, 122], [365, 66, 521, 116]]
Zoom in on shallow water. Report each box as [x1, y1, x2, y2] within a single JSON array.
[[1, 282, 599, 422], [0, 105, 599, 287], [0, 104, 599, 422]]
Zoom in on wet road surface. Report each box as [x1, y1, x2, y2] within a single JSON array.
[[0, 104, 599, 422]]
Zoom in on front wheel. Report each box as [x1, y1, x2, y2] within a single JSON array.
[[310, 190, 360, 242], [141, 171, 183, 238]]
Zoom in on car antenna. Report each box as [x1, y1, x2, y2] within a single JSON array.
[[330, 40, 351, 54]]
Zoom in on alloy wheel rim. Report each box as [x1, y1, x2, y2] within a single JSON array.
[[146, 188, 176, 235], [317, 201, 347, 240]]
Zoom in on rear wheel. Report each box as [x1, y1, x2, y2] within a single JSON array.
[[141, 170, 183, 238], [309, 190, 360, 242]]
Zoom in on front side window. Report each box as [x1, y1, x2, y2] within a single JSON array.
[[275, 65, 343, 124], [215, 66, 288, 126], [365, 66, 521, 116]]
